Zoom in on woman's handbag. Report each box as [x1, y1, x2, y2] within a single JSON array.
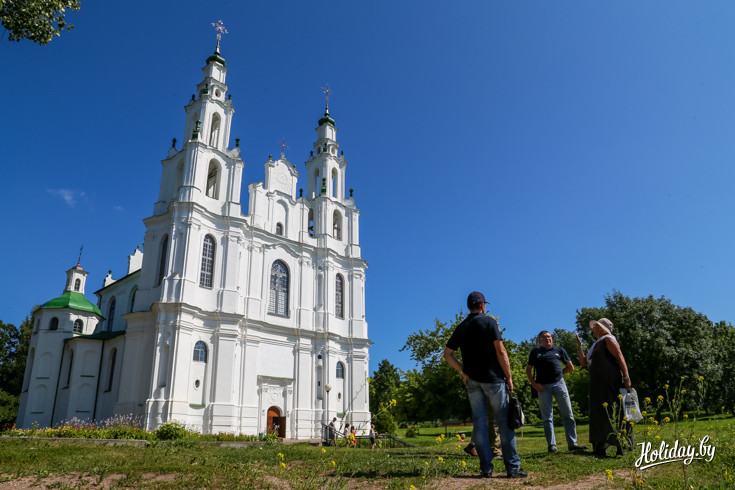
[[620, 388, 644, 422], [507, 393, 525, 429]]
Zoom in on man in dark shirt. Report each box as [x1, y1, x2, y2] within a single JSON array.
[[526, 330, 587, 453], [444, 291, 527, 479]]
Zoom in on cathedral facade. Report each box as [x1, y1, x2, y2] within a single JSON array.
[[16, 46, 371, 439]]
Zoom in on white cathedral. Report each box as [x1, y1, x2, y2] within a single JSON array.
[[16, 43, 371, 439]]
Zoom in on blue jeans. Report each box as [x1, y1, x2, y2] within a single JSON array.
[[465, 379, 521, 475], [537, 378, 578, 449]]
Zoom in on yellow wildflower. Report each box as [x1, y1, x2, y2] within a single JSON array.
[[663, 417, 670, 423], [644, 397, 651, 404], [605, 469, 614, 482], [332, 460, 336, 466], [699, 376, 704, 381], [603, 402, 609, 408], [410, 486, 416, 490], [664, 384, 669, 389], [657, 395, 664, 402], [321, 448, 326, 453], [681, 389, 686, 394], [642, 411, 647, 415], [461, 460, 467, 468], [653, 420, 659, 425], [424, 461, 429, 466], [438, 456, 443, 462], [684, 414, 689, 419], [655, 435, 661, 439], [278, 452, 284, 460], [618, 393, 624, 400], [681, 376, 685, 380], [280, 462, 286, 469]]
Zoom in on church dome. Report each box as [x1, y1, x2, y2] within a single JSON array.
[[40, 291, 102, 316], [206, 50, 226, 66]]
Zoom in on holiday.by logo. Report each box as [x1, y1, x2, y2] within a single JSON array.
[[635, 436, 716, 470]]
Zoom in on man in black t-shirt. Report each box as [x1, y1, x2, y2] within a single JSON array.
[[526, 330, 587, 453], [444, 291, 527, 479]]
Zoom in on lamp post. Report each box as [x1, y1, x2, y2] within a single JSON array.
[[325, 384, 332, 444]]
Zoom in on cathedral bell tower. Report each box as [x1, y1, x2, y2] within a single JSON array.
[[154, 28, 244, 218]]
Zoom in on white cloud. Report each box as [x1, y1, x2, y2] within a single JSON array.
[[47, 188, 86, 207], [113, 205, 124, 212]]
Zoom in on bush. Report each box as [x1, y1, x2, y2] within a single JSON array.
[[373, 410, 397, 435], [405, 427, 419, 438], [154, 421, 187, 440]]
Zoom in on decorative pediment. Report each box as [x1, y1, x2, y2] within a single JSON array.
[[265, 158, 299, 197]]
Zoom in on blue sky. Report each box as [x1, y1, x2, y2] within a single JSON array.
[[2, 1, 734, 373]]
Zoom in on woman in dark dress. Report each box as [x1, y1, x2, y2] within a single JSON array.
[[576, 318, 632, 456]]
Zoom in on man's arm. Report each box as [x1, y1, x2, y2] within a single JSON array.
[[494, 340, 513, 393], [562, 361, 574, 374], [443, 347, 469, 381], [526, 364, 545, 392]]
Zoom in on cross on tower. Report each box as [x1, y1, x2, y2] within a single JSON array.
[[322, 84, 332, 109], [211, 20, 228, 51], [278, 138, 289, 158]]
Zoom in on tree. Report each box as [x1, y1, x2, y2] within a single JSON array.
[[576, 291, 724, 414], [0, 314, 33, 426], [369, 359, 401, 415], [1, 0, 80, 45]]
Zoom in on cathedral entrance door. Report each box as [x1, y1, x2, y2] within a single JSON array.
[[267, 406, 281, 436]]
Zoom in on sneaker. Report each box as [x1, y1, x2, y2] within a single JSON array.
[[464, 442, 478, 457], [548, 444, 558, 453], [569, 444, 588, 452], [507, 469, 528, 478], [481, 471, 493, 478]]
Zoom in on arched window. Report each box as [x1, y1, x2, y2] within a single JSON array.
[[331, 168, 338, 198], [129, 287, 138, 313], [73, 319, 83, 334], [333, 210, 342, 240], [268, 260, 289, 316], [49, 317, 59, 331], [308, 209, 315, 237], [65, 351, 74, 387], [107, 297, 116, 332], [200, 235, 215, 287], [106, 349, 117, 391], [209, 113, 221, 147], [193, 341, 207, 363], [335, 274, 344, 319], [336, 361, 345, 379], [206, 160, 219, 198], [158, 235, 169, 286], [74, 279, 81, 292], [276, 222, 284, 236]]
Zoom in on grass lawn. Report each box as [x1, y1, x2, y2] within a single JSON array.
[[1, 417, 733, 488]]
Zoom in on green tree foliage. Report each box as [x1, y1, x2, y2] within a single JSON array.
[[0, 315, 33, 426], [369, 359, 401, 415], [576, 291, 725, 414], [1, 0, 80, 45]]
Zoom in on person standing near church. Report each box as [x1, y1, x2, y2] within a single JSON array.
[[526, 330, 588, 454], [443, 291, 527, 479]]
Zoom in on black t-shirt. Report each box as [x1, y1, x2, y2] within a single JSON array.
[[527, 346, 570, 384], [446, 313, 505, 383]]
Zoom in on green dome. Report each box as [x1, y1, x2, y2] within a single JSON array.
[[206, 51, 226, 66], [41, 291, 102, 316], [318, 111, 335, 127]]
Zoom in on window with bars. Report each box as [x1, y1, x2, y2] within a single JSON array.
[[335, 274, 344, 319], [74, 279, 81, 291], [268, 260, 289, 316], [73, 319, 83, 333], [107, 297, 116, 331], [193, 341, 207, 362], [200, 235, 215, 287], [333, 211, 342, 240], [107, 349, 117, 391], [158, 235, 169, 286]]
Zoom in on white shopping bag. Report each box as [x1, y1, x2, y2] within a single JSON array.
[[620, 388, 644, 422]]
